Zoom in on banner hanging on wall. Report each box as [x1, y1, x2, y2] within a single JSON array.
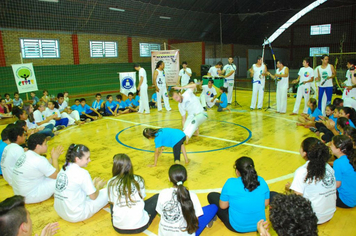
[[151, 50, 180, 86], [11, 63, 38, 94], [119, 72, 136, 96]]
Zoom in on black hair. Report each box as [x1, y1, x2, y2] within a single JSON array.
[[326, 104, 335, 115], [321, 54, 329, 60], [182, 61, 187, 65], [4, 93, 10, 97], [0, 98, 5, 103], [128, 92, 134, 97], [80, 98, 86, 102], [74, 99, 80, 102], [28, 133, 47, 151], [57, 93, 64, 99], [15, 120, 26, 129], [13, 108, 25, 119], [343, 126, 356, 147], [235, 156, 260, 192], [208, 79, 214, 84], [1, 126, 11, 141], [50, 101, 59, 109], [347, 59, 355, 66], [257, 56, 262, 61], [8, 126, 25, 143], [116, 94, 122, 100], [168, 164, 199, 234], [23, 104, 34, 123], [270, 194, 318, 236], [0, 195, 28, 236], [63, 144, 90, 170], [303, 57, 310, 65], [337, 117, 351, 131], [95, 93, 101, 97], [333, 98, 343, 107], [156, 60, 164, 69], [134, 63, 140, 68], [43, 90, 48, 94], [332, 135, 356, 171], [220, 86, 227, 93], [308, 98, 317, 113], [14, 92, 19, 96], [143, 128, 161, 139], [340, 107, 356, 125], [216, 61, 223, 66], [301, 137, 330, 183], [106, 95, 112, 99]]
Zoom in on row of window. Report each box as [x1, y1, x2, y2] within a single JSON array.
[[20, 39, 161, 59]]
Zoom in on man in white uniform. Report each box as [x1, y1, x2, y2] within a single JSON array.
[[221, 57, 236, 104], [249, 56, 267, 110], [207, 62, 223, 77], [268, 60, 289, 113], [135, 64, 150, 114], [12, 133, 63, 204], [172, 84, 208, 144], [1, 126, 26, 186], [200, 79, 218, 109], [153, 61, 171, 112], [290, 58, 314, 115], [344, 60, 356, 109], [178, 61, 192, 89]]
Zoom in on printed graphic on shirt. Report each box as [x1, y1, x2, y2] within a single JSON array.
[[304, 72, 310, 77], [162, 191, 182, 223], [321, 71, 328, 80], [55, 172, 68, 192], [322, 168, 336, 189], [1, 149, 7, 164], [15, 153, 26, 168]]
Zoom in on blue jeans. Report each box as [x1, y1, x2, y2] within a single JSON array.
[[38, 124, 55, 137], [196, 204, 218, 236]]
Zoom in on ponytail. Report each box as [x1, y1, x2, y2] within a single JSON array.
[[63, 144, 90, 170], [156, 60, 163, 69], [235, 156, 260, 192], [332, 135, 356, 171], [337, 117, 350, 131], [169, 164, 199, 234]]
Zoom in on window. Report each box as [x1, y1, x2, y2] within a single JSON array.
[[309, 47, 329, 57], [310, 24, 331, 35], [140, 43, 161, 57], [20, 39, 60, 58], [90, 41, 117, 58]]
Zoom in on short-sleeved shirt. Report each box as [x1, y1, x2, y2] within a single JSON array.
[[298, 67, 314, 86], [76, 104, 91, 114], [179, 68, 192, 86], [220, 176, 269, 233], [1, 143, 25, 186], [178, 89, 204, 119], [139, 68, 147, 86], [308, 108, 323, 121], [105, 101, 117, 112], [220, 93, 228, 108], [32, 96, 40, 105], [154, 128, 186, 148], [202, 85, 217, 108], [156, 188, 203, 236], [43, 108, 61, 118], [12, 150, 56, 198], [13, 98, 23, 107], [208, 66, 220, 77], [223, 64, 236, 80], [92, 100, 103, 110], [151, 93, 157, 102], [58, 101, 68, 112], [71, 104, 79, 111], [108, 175, 149, 229], [290, 161, 336, 223], [135, 95, 140, 103], [33, 110, 46, 124], [333, 155, 356, 207], [54, 163, 97, 221], [115, 101, 126, 109], [125, 99, 139, 107], [0, 140, 8, 175]]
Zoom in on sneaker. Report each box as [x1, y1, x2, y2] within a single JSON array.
[[309, 127, 318, 133], [206, 215, 218, 228], [56, 125, 65, 131], [203, 107, 207, 111]]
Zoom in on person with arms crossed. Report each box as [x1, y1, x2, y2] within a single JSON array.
[[249, 56, 268, 110], [221, 57, 236, 104], [153, 60, 171, 112], [134, 64, 150, 114]]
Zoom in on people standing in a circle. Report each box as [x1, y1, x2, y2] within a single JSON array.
[[221, 57, 236, 104], [153, 61, 171, 112], [268, 60, 289, 114], [249, 56, 267, 110]]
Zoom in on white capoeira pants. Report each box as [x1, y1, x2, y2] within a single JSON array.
[[293, 84, 310, 114], [61, 111, 80, 125], [24, 178, 56, 204], [224, 79, 234, 104], [183, 112, 208, 138], [138, 84, 150, 113], [200, 94, 217, 108], [156, 87, 171, 111], [276, 83, 288, 113], [250, 81, 265, 109]]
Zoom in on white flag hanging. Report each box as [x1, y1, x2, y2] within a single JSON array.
[[11, 63, 38, 94], [119, 72, 136, 96]]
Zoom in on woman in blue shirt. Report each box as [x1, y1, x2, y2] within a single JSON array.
[[143, 128, 189, 167], [330, 135, 356, 208], [208, 157, 269, 233]]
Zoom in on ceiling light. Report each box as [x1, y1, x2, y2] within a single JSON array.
[[38, 0, 59, 2], [160, 16, 171, 20], [109, 7, 125, 12]]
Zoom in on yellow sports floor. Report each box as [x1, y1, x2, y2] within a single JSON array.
[[1, 90, 355, 236]]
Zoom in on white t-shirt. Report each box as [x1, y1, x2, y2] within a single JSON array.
[[252, 63, 266, 83], [202, 85, 217, 107], [156, 69, 166, 88], [108, 175, 149, 229], [317, 64, 333, 87], [179, 68, 192, 86], [178, 89, 204, 119], [54, 163, 96, 221], [208, 67, 220, 77], [1, 143, 25, 186], [290, 161, 336, 224], [12, 150, 56, 198], [33, 110, 45, 124], [344, 70, 356, 99], [58, 101, 68, 112], [298, 67, 314, 87], [156, 188, 203, 236], [26, 119, 38, 130], [139, 68, 148, 88], [276, 66, 289, 88], [44, 108, 61, 119], [223, 64, 236, 80]]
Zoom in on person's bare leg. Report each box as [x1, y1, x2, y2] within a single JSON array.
[[181, 144, 189, 164], [185, 135, 190, 145], [194, 128, 199, 136]]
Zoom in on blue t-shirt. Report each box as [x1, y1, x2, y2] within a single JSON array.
[[92, 100, 103, 110], [71, 104, 79, 111], [32, 96, 40, 105], [13, 98, 23, 106], [0, 140, 7, 175], [125, 99, 139, 107], [116, 101, 126, 109], [77, 104, 91, 114], [220, 93, 228, 108], [105, 101, 117, 112], [349, 119, 356, 128], [151, 93, 157, 102], [135, 95, 140, 103], [220, 176, 270, 233], [154, 128, 186, 148], [334, 155, 356, 207], [308, 108, 323, 121]]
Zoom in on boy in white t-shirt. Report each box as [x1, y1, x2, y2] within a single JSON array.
[[12, 133, 63, 204], [200, 79, 218, 109], [207, 62, 223, 77], [0, 126, 26, 186], [178, 61, 192, 89]]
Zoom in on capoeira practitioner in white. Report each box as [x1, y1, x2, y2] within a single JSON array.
[[178, 61, 192, 92], [134, 64, 150, 114], [268, 60, 289, 114], [221, 57, 236, 104], [249, 56, 267, 110], [290, 58, 314, 115], [172, 83, 208, 144], [153, 60, 171, 112]]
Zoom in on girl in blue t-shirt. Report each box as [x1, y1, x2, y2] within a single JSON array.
[[207, 157, 270, 233], [339, 107, 356, 128], [297, 98, 322, 128], [215, 87, 230, 112], [330, 135, 356, 208], [143, 128, 189, 167]]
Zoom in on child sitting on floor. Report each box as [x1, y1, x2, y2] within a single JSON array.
[[115, 95, 129, 115], [215, 87, 230, 112], [297, 98, 322, 128]]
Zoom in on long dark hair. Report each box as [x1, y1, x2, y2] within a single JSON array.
[[156, 60, 164, 69], [343, 126, 356, 147], [340, 107, 356, 126], [108, 154, 143, 207], [168, 164, 198, 234], [332, 135, 356, 171], [308, 98, 317, 113], [143, 128, 161, 139], [235, 156, 260, 192], [23, 104, 34, 122], [301, 137, 330, 183], [337, 117, 351, 132], [62, 144, 90, 170]]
